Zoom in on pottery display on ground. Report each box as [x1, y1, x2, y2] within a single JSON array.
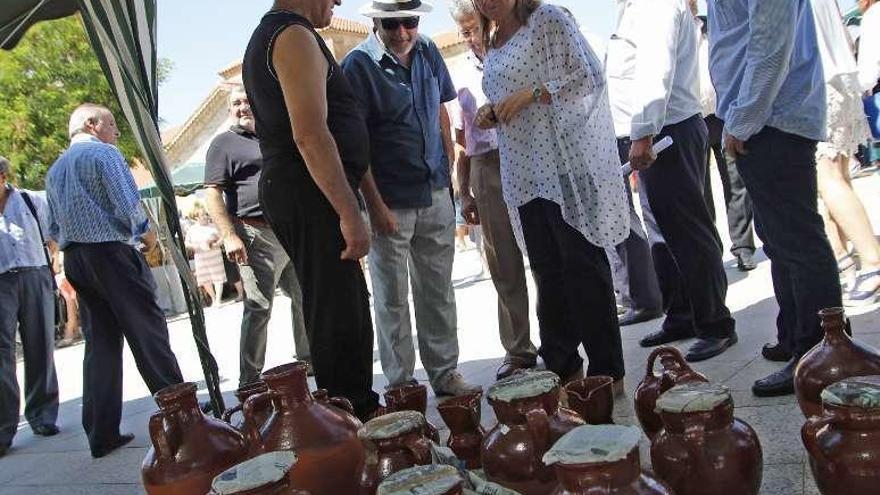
[[437, 392, 485, 469], [223, 381, 271, 431], [650, 382, 762, 495], [208, 451, 309, 495], [563, 375, 614, 425], [384, 383, 441, 443], [142, 382, 249, 495], [241, 362, 364, 494], [357, 410, 434, 495], [634, 346, 708, 438], [542, 424, 673, 494], [376, 464, 465, 495], [482, 370, 585, 495], [794, 307, 880, 418], [802, 375, 880, 494]]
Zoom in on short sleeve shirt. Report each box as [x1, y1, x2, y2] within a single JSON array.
[[204, 126, 264, 219], [342, 33, 457, 209]]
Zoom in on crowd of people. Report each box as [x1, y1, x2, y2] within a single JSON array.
[[2, 0, 880, 461]]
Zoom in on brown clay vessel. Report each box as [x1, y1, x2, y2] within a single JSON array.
[[634, 346, 708, 438], [208, 451, 310, 495], [376, 464, 464, 495], [563, 375, 614, 425], [357, 410, 434, 495], [795, 308, 880, 418], [223, 381, 270, 431], [383, 383, 440, 443], [141, 382, 249, 495], [436, 392, 484, 468]]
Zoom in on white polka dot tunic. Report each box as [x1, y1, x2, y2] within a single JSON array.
[[482, 4, 630, 252]]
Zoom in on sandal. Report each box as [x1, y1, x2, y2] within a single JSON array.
[[844, 269, 880, 307], [838, 254, 858, 291]]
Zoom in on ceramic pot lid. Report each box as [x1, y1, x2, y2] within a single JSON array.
[[377, 464, 462, 495], [210, 451, 296, 494], [542, 424, 641, 466], [655, 382, 731, 414], [360, 410, 426, 440], [487, 370, 559, 403], [821, 375, 880, 409]]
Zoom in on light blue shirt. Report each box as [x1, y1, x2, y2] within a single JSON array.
[[0, 186, 50, 274], [46, 134, 148, 249], [707, 0, 826, 142]]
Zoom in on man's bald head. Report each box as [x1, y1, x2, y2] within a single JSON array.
[[68, 104, 120, 145]]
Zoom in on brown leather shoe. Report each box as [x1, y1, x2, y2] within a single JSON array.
[[495, 359, 537, 380]]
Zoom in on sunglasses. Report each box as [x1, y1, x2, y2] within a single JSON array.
[[380, 17, 420, 30]]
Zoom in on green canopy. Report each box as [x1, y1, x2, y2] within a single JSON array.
[[1, 0, 224, 414], [139, 162, 206, 199]]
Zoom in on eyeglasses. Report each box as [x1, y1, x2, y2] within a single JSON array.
[[380, 17, 420, 30]]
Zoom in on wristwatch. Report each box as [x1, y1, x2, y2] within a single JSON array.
[[532, 86, 544, 103]]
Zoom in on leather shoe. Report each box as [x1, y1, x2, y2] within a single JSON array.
[[31, 424, 59, 437], [735, 250, 757, 271], [685, 334, 738, 362], [752, 359, 797, 397], [619, 308, 663, 327], [639, 329, 692, 348], [496, 358, 537, 380], [761, 342, 791, 362], [0, 444, 8, 458], [91, 433, 135, 458]]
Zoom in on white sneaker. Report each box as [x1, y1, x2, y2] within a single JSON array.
[[434, 370, 482, 397]]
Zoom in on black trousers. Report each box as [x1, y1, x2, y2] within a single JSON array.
[[607, 139, 663, 313], [261, 172, 380, 420], [637, 114, 735, 339], [64, 242, 182, 451], [703, 115, 756, 255], [518, 198, 625, 380], [734, 127, 841, 356]]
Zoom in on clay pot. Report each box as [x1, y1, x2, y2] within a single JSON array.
[[312, 388, 357, 415], [543, 425, 673, 494], [357, 410, 434, 495], [241, 362, 365, 494], [141, 382, 249, 495], [802, 375, 880, 494], [650, 383, 762, 495], [482, 370, 585, 495], [208, 451, 310, 495], [634, 346, 708, 438], [223, 381, 270, 431], [795, 308, 880, 418], [563, 376, 614, 425], [437, 392, 485, 468], [383, 383, 441, 443], [376, 465, 464, 495]]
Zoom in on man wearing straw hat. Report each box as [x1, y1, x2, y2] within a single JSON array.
[[343, 0, 481, 397]]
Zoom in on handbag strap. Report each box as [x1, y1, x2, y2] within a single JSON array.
[[19, 190, 58, 290]]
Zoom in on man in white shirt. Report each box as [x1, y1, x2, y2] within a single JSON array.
[[608, 0, 737, 362], [858, 0, 880, 94]]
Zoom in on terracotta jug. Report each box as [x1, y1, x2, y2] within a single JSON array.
[[650, 383, 762, 495], [563, 376, 614, 425], [357, 410, 434, 495], [795, 308, 880, 418], [141, 382, 249, 495], [482, 370, 585, 495], [223, 381, 270, 431], [208, 451, 310, 495], [634, 346, 708, 438], [802, 375, 880, 494], [311, 388, 357, 416], [376, 465, 464, 495], [437, 392, 485, 468], [241, 362, 365, 494], [543, 425, 673, 494], [384, 383, 441, 443]]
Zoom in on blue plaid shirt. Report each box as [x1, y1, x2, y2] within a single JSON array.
[[46, 134, 148, 249], [707, 0, 826, 142]]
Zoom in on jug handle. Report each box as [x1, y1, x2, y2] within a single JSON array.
[[801, 415, 835, 465], [645, 347, 682, 378], [242, 391, 273, 452], [404, 434, 433, 465], [525, 405, 550, 463], [222, 403, 243, 424], [148, 411, 173, 460], [683, 415, 707, 461], [328, 396, 356, 415]]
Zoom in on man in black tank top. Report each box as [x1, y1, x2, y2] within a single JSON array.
[[242, 0, 381, 420]]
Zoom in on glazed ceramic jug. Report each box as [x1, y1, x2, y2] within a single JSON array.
[[311, 388, 357, 415], [437, 392, 485, 468], [795, 308, 880, 418], [563, 376, 614, 425], [650, 383, 762, 495], [142, 382, 249, 495], [634, 346, 708, 438], [376, 465, 465, 495], [241, 362, 364, 494], [482, 370, 585, 495], [223, 381, 270, 430], [357, 410, 434, 495], [802, 375, 880, 494], [542, 425, 673, 494], [383, 383, 440, 443], [208, 451, 310, 495]]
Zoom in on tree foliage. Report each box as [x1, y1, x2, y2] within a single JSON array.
[[0, 15, 172, 190]]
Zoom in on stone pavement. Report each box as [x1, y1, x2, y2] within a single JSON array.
[[3, 169, 880, 494]]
